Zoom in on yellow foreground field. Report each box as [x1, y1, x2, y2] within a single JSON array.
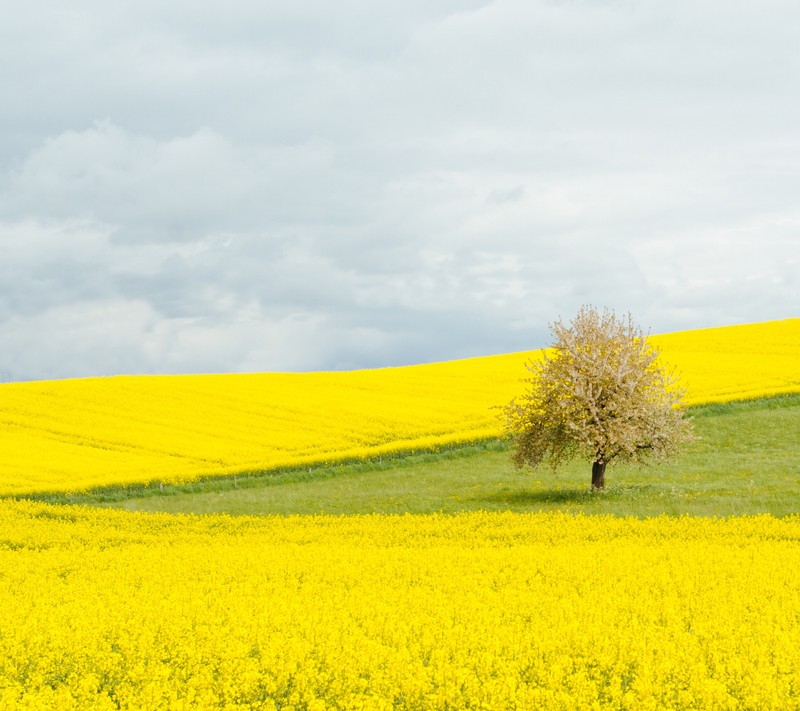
[[1, 500, 798, 710], [1, 318, 798, 496]]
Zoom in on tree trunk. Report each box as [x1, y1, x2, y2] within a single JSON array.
[[591, 460, 606, 491]]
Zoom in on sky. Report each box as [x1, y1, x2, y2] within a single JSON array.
[[1, 0, 798, 381]]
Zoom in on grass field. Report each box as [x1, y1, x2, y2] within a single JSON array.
[[71, 393, 800, 519]]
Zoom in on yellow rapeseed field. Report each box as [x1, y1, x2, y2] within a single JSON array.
[[649, 318, 800, 404], [1, 500, 799, 710], [1, 318, 798, 496]]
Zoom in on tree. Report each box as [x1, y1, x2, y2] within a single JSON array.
[[503, 306, 694, 490]]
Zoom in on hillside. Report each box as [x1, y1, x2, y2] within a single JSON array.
[[1, 318, 798, 497]]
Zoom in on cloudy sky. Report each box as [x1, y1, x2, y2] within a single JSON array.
[[1, 0, 798, 381]]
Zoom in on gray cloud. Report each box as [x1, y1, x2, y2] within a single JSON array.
[[1, 0, 798, 381]]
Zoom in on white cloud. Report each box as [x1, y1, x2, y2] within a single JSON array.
[[1, 0, 798, 380]]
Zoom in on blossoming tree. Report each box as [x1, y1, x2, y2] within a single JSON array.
[[503, 306, 694, 490]]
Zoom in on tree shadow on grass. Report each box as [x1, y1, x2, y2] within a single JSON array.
[[475, 487, 592, 507], [472, 482, 662, 510]]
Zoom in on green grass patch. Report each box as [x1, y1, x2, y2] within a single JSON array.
[[55, 392, 799, 518]]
